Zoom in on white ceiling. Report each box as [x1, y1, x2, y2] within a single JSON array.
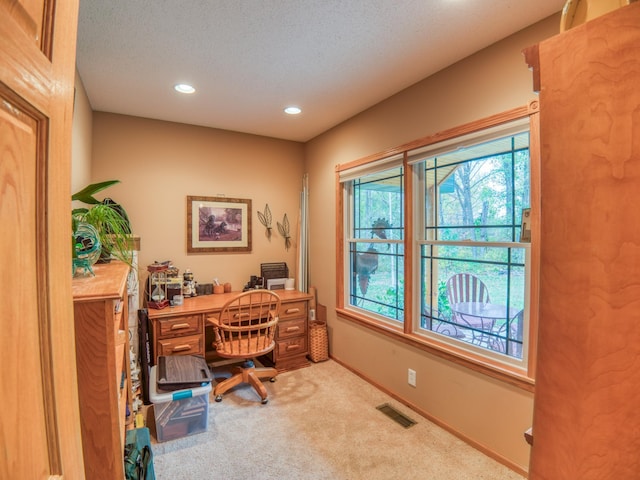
[[76, 1, 565, 142]]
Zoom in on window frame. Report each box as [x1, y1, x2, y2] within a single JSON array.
[[336, 103, 540, 389], [344, 163, 405, 326]]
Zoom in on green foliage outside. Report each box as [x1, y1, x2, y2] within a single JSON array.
[[351, 133, 530, 327]]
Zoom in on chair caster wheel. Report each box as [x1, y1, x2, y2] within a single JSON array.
[[215, 395, 223, 402], [261, 398, 269, 404], [269, 377, 276, 383]]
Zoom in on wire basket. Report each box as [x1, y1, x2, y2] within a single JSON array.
[[308, 320, 329, 362]]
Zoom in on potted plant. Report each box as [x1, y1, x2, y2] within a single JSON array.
[[72, 180, 134, 269]]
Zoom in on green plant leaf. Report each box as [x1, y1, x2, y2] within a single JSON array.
[[72, 202, 133, 266], [72, 180, 120, 204]]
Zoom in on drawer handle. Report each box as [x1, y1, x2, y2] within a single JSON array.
[[285, 344, 301, 351], [285, 308, 300, 314], [285, 326, 300, 333], [234, 313, 251, 320], [170, 323, 190, 330], [172, 345, 192, 352]]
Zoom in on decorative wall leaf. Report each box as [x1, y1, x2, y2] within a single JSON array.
[[277, 213, 291, 250], [257, 203, 272, 229]]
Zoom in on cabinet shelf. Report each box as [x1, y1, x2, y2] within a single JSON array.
[[73, 262, 132, 480]]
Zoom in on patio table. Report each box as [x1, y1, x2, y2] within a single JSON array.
[[450, 302, 519, 347]]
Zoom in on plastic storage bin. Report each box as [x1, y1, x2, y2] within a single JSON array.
[[149, 365, 211, 442]]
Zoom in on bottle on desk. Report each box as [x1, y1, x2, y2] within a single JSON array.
[[183, 269, 196, 297]]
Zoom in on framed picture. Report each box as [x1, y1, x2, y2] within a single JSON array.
[[520, 208, 531, 243], [187, 196, 252, 253]]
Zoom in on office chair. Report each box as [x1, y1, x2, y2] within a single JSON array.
[[207, 290, 281, 404]]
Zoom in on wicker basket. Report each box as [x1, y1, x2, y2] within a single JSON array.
[[308, 320, 329, 362]]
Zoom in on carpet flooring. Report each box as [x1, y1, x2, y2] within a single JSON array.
[[150, 359, 525, 480]]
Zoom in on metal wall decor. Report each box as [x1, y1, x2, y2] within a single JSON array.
[[257, 203, 273, 237], [277, 213, 291, 250]]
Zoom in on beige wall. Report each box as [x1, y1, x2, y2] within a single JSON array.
[[71, 70, 93, 195], [304, 14, 560, 473], [90, 113, 305, 293], [71, 12, 561, 475]]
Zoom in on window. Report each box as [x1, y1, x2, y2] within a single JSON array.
[[413, 125, 530, 363], [344, 158, 405, 324], [337, 106, 539, 381]]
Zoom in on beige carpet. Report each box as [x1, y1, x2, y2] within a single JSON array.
[[150, 359, 524, 480]]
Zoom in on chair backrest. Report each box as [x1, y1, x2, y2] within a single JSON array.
[[209, 290, 281, 358], [446, 273, 490, 306], [490, 309, 524, 357]]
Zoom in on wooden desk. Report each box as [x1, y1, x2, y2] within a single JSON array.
[[147, 289, 313, 372]]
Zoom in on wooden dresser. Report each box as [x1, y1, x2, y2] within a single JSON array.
[[72, 261, 132, 480], [147, 289, 312, 371]]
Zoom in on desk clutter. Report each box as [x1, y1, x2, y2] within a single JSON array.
[[145, 261, 293, 310], [149, 356, 213, 442]]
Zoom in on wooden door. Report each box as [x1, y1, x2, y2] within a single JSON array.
[[0, 1, 84, 479], [526, 3, 640, 479]]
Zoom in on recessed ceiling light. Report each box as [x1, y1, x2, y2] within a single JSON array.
[[284, 106, 302, 115], [174, 83, 195, 94]]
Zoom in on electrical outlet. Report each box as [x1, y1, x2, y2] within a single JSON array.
[[408, 368, 417, 387]]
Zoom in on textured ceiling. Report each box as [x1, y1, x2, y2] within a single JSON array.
[[76, 1, 565, 142]]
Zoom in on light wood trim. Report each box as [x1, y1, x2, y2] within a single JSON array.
[[335, 167, 345, 308], [527, 104, 541, 377], [403, 151, 413, 334], [522, 44, 541, 93], [335, 105, 532, 175], [337, 307, 534, 392], [335, 105, 540, 385]]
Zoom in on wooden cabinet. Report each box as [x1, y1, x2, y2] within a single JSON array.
[[262, 299, 310, 371], [524, 3, 640, 479], [147, 290, 312, 371], [153, 313, 205, 359], [72, 261, 132, 480]]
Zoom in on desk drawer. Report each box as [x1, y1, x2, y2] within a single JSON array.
[[275, 336, 307, 359], [277, 318, 306, 339], [157, 314, 202, 338], [280, 301, 307, 320], [157, 335, 203, 357]]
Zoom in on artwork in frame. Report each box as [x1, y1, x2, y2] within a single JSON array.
[[187, 196, 252, 253]]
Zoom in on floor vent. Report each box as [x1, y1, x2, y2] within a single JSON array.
[[376, 403, 417, 428]]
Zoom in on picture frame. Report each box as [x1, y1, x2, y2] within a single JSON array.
[[187, 196, 252, 253]]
